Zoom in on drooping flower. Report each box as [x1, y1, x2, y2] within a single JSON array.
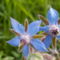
[[39, 8, 60, 48], [7, 18, 48, 58]]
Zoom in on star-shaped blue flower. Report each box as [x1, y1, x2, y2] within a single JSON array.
[[39, 8, 60, 48], [7, 18, 48, 58]]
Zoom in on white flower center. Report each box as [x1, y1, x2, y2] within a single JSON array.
[[49, 25, 59, 36], [21, 34, 31, 44]]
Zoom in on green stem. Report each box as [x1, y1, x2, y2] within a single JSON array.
[[52, 37, 56, 49]]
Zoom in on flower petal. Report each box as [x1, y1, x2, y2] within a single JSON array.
[[39, 26, 49, 33], [58, 24, 60, 28], [28, 20, 42, 36], [43, 35, 52, 48], [47, 8, 59, 24], [22, 45, 29, 57], [10, 18, 25, 34], [30, 39, 48, 52], [7, 36, 20, 46]]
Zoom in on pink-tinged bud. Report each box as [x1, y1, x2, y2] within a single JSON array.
[[42, 53, 56, 60]]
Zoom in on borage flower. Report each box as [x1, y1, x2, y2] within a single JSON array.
[[39, 8, 60, 49], [7, 18, 48, 58]]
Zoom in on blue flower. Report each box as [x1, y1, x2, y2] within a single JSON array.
[[7, 18, 48, 58], [39, 8, 60, 48]]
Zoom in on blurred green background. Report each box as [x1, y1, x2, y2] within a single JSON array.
[[0, 0, 60, 60]]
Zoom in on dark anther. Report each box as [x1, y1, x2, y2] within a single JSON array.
[[52, 30, 58, 35]]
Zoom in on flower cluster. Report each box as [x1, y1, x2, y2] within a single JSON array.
[[39, 8, 60, 49], [7, 7, 60, 59]]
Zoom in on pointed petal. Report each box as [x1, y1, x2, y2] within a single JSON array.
[[56, 35, 60, 40], [28, 20, 42, 36], [47, 8, 59, 24], [43, 35, 52, 48], [10, 18, 25, 34], [39, 26, 49, 33], [22, 45, 29, 57], [7, 36, 20, 46], [30, 39, 48, 52]]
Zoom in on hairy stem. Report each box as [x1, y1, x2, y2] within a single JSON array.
[[52, 37, 56, 49]]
